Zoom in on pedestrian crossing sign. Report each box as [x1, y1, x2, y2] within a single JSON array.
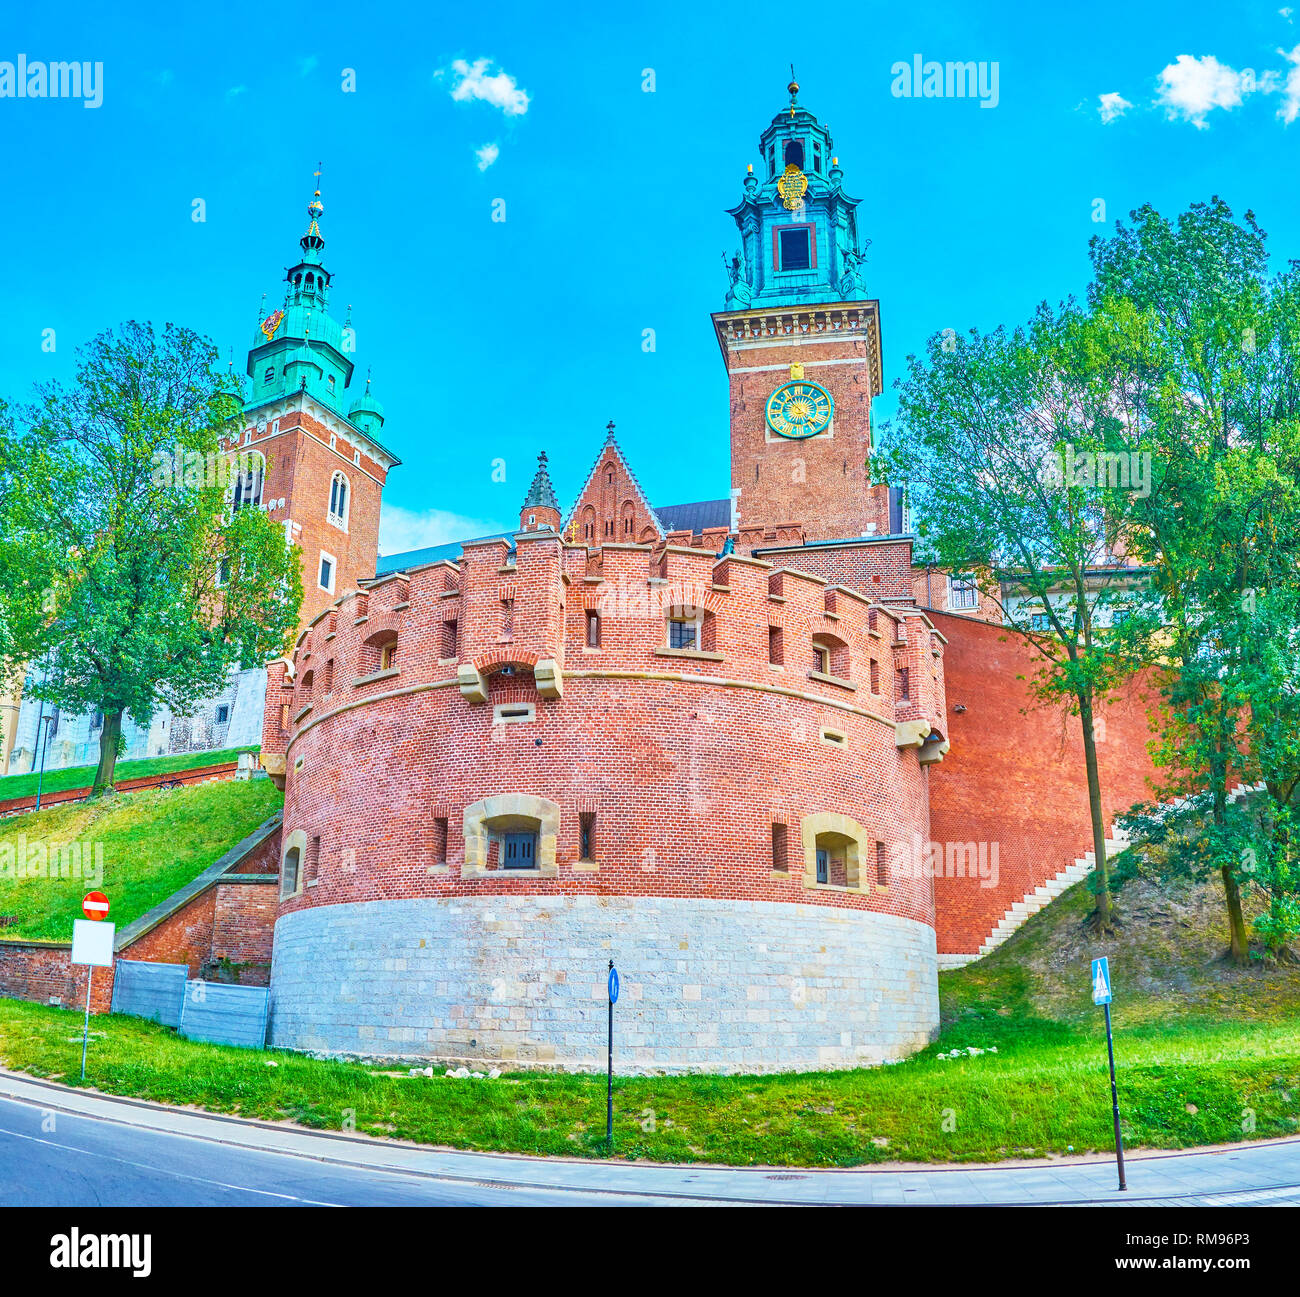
[[1091, 956, 1112, 1005]]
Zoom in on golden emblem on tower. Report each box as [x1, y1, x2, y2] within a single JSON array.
[[777, 163, 807, 211]]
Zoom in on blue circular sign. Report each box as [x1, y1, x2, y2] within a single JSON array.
[[608, 966, 620, 1003]]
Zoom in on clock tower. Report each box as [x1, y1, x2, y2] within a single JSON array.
[[714, 80, 891, 546]]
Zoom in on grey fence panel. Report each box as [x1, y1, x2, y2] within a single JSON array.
[[178, 981, 270, 1049], [109, 959, 188, 1028]]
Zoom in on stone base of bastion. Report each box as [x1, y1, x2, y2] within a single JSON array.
[[268, 896, 940, 1075]]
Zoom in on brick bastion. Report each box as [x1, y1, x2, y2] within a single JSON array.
[[262, 532, 951, 1072]]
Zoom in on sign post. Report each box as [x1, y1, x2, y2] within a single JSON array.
[[1092, 955, 1126, 1191], [73, 894, 113, 1081], [606, 960, 619, 1150]]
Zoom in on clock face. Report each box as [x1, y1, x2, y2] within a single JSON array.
[[765, 379, 833, 439]]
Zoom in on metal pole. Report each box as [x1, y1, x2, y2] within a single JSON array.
[[1104, 1001, 1126, 1191], [35, 715, 52, 811], [80, 965, 93, 1081], [606, 959, 614, 1150]]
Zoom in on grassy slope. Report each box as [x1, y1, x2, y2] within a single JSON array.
[[0, 779, 284, 940], [0, 746, 259, 802], [0, 860, 1296, 1166]]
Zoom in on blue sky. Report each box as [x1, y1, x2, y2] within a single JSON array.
[[2, 1, 1299, 555]]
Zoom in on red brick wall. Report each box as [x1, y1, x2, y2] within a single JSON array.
[[125, 888, 217, 974], [567, 441, 660, 545], [927, 611, 1164, 954], [279, 541, 944, 928], [212, 882, 277, 982], [0, 943, 112, 1011]]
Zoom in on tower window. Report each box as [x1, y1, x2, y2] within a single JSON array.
[[319, 553, 335, 593], [579, 812, 596, 862], [328, 471, 349, 528], [441, 619, 458, 659], [585, 610, 601, 648], [771, 822, 788, 872], [767, 142, 776, 176], [263, 366, 274, 385], [768, 625, 783, 665], [668, 616, 697, 650], [813, 143, 822, 172], [783, 139, 804, 169], [776, 225, 813, 272]]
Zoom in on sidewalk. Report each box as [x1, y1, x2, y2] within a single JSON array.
[[4, 1068, 1298, 1204]]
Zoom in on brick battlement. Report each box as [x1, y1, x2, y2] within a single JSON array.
[[264, 532, 949, 757]]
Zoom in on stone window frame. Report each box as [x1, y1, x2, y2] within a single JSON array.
[[280, 828, 308, 901], [461, 794, 560, 879], [492, 702, 536, 725], [799, 812, 873, 892], [318, 550, 337, 594], [327, 469, 351, 532]]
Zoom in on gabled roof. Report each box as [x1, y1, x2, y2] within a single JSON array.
[[563, 425, 665, 539]]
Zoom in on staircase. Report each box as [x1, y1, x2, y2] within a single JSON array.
[[936, 781, 1267, 971]]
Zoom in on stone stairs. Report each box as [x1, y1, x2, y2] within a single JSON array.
[[936, 781, 1268, 972]]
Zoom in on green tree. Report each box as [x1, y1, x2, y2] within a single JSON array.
[[878, 304, 1149, 930], [0, 322, 303, 793], [1088, 199, 1300, 961]]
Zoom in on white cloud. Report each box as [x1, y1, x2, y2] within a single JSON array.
[[1282, 7, 1294, 21], [1278, 44, 1300, 121], [1155, 54, 1250, 127], [378, 504, 509, 557], [440, 58, 530, 116], [1098, 91, 1132, 123], [475, 141, 500, 171]]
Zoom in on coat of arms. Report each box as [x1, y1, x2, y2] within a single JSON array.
[[260, 308, 286, 341]]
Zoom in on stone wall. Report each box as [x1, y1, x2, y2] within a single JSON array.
[[269, 895, 939, 1073]]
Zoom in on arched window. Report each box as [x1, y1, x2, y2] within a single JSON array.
[[784, 139, 805, 169], [811, 632, 849, 679], [328, 471, 349, 528], [359, 629, 398, 676], [297, 668, 314, 708], [621, 501, 635, 535], [231, 451, 265, 510]]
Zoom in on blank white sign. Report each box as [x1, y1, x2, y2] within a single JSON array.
[[71, 919, 115, 968]]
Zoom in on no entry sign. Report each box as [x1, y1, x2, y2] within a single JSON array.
[[82, 891, 109, 921]]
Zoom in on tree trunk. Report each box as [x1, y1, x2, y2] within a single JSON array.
[[1221, 865, 1249, 964], [1078, 688, 1115, 928], [90, 709, 123, 796]]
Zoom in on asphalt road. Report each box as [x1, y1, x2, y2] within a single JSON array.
[[1, 1074, 1299, 1207]]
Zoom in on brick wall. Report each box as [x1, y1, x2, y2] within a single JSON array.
[[927, 611, 1165, 954]]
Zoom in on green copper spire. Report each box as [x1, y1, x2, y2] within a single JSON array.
[[522, 451, 560, 511], [245, 166, 355, 413]]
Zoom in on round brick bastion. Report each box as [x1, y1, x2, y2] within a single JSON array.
[[265, 540, 947, 1073]]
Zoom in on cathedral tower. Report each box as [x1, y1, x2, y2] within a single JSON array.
[[715, 80, 890, 545], [235, 174, 400, 633]]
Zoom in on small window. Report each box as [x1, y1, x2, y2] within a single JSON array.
[[950, 575, 978, 610], [501, 598, 515, 639], [327, 374, 336, 392], [263, 366, 274, 385], [319, 554, 335, 592], [1030, 612, 1051, 632], [812, 142, 822, 172], [668, 617, 697, 650], [232, 453, 265, 511], [216, 557, 230, 587], [215, 704, 230, 725], [896, 666, 911, 700], [784, 139, 804, 169], [441, 620, 458, 659], [812, 642, 830, 674], [579, 812, 596, 862], [306, 835, 321, 884], [876, 840, 889, 888], [322, 659, 334, 693], [767, 142, 776, 175], [585, 610, 601, 648], [493, 703, 536, 724], [868, 608, 878, 632], [380, 641, 397, 671], [771, 822, 788, 872], [279, 702, 290, 732], [768, 625, 783, 665], [281, 846, 301, 898], [870, 659, 879, 693], [502, 832, 537, 869], [816, 847, 829, 885], [778, 226, 812, 272], [433, 817, 449, 865]]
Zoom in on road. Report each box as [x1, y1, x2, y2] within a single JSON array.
[[1, 1070, 1298, 1207]]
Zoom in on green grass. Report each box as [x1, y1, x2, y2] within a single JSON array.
[[0, 746, 259, 802], [0, 996, 1296, 1165], [0, 779, 283, 940]]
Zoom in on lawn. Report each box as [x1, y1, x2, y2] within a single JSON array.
[[0, 996, 1295, 1165], [0, 779, 283, 940], [0, 746, 259, 802]]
